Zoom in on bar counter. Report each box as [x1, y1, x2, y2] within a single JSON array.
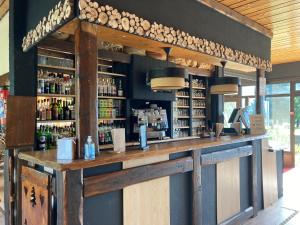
[[19, 134, 266, 171], [16, 134, 284, 225]]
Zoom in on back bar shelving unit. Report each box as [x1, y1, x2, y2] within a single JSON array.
[[173, 72, 208, 138]]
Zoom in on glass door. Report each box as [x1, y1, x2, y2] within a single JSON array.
[[265, 96, 291, 151], [294, 96, 300, 166]]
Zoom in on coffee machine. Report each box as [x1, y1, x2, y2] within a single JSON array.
[[132, 104, 169, 140]]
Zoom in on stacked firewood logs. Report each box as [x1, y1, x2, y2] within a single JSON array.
[[22, 0, 73, 52], [78, 0, 271, 71]]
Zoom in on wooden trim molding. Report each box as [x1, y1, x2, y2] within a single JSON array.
[[77, 0, 272, 72], [201, 145, 253, 165], [198, 0, 273, 38], [83, 157, 193, 197], [22, 0, 74, 52]]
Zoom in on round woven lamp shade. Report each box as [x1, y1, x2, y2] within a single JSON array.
[[210, 77, 240, 95], [149, 67, 187, 90]]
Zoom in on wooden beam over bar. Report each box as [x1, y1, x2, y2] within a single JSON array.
[[198, 0, 273, 38], [75, 22, 99, 157], [201, 145, 253, 166], [84, 157, 193, 197]]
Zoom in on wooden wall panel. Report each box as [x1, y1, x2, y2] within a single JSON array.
[[123, 155, 170, 225], [6, 96, 36, 148], [217, 158, 240, 224], [262, 139, 278, 208]]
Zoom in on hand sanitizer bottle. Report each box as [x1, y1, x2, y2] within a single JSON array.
[[88, 136, 96, 160], [84, 136, 95, 160]]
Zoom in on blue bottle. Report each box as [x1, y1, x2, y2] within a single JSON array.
[[84, 136, 95, 160]]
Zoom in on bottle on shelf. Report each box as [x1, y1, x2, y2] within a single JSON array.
[[118, 80, 123, 97], [63, 101, 70, 120], [51, 98, 59, 120], [41, 100, 47, 121], [46, 99, 52, 120]]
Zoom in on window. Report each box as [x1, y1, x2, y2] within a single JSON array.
[[296, 83, 300, 91], [242, 86, 255, 96], [266, 83, 290, 95], [224, 101, 237, 128], [265, 96, 290, 151]]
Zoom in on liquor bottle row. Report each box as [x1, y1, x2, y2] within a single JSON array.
[[98, 77, 124, 97], [192, 79, 205, 88], [37, 70, 74, 95], [193, 90, 205, 98], [36, 123, 76, 150], [98, 99, 123, 118], [98, 107, 123, 119], [177, 90, 189, 97], [192, 109, 205, 117], [175, 119, 189, 127], [37, 98, 75, 121], [99, 121, 125, 145], [177, 99, 189, 107], [192, 100, 206, 107], [177, 109, 189, 117], [38, 55, 74, 68], [98, 99, 122, 108]]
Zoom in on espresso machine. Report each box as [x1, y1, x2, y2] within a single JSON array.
[[132, 104, 169, 140]]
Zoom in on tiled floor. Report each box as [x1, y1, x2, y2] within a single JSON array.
[[245, 168, 300, 225]]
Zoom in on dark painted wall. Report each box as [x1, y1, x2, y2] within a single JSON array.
[[25, 0, 64, 32], [129, 55, 176, 101], [267, 62, 300, 82], [97, 0, 271, 60], [9, 0, 37, 96]]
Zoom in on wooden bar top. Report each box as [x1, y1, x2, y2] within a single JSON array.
[[18, 135, 267, 171]]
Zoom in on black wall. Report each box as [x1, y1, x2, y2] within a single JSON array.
[[97, 0, 271, 60], [267, 62, 300, 82], [9, 0, 37, 96], [129, 55, 176, 101]]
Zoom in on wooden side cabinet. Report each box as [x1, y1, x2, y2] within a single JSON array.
[[21, 166, 50, 225]]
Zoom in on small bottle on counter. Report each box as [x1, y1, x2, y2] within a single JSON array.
[[84, 136, 96, 160]]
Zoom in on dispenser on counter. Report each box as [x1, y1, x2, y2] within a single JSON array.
[[132, 104, 169, 140]]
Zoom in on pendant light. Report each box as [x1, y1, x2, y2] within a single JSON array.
[[210, 61, 240, 95], [148, 48, 187, 90]]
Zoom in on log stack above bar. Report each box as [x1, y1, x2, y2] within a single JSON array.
[[77, 0, 272, 72]]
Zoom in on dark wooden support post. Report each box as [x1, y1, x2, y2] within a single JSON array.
[[251, 142, 258, 217], [192, 150, 202, 225], [75, 22, 99, 158], [211, 66, 224, 124], [255, 69, 265, 115], [56, 170, 83, 225]]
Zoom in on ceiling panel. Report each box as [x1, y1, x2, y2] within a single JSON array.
[[217, 0, 300, 64]]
